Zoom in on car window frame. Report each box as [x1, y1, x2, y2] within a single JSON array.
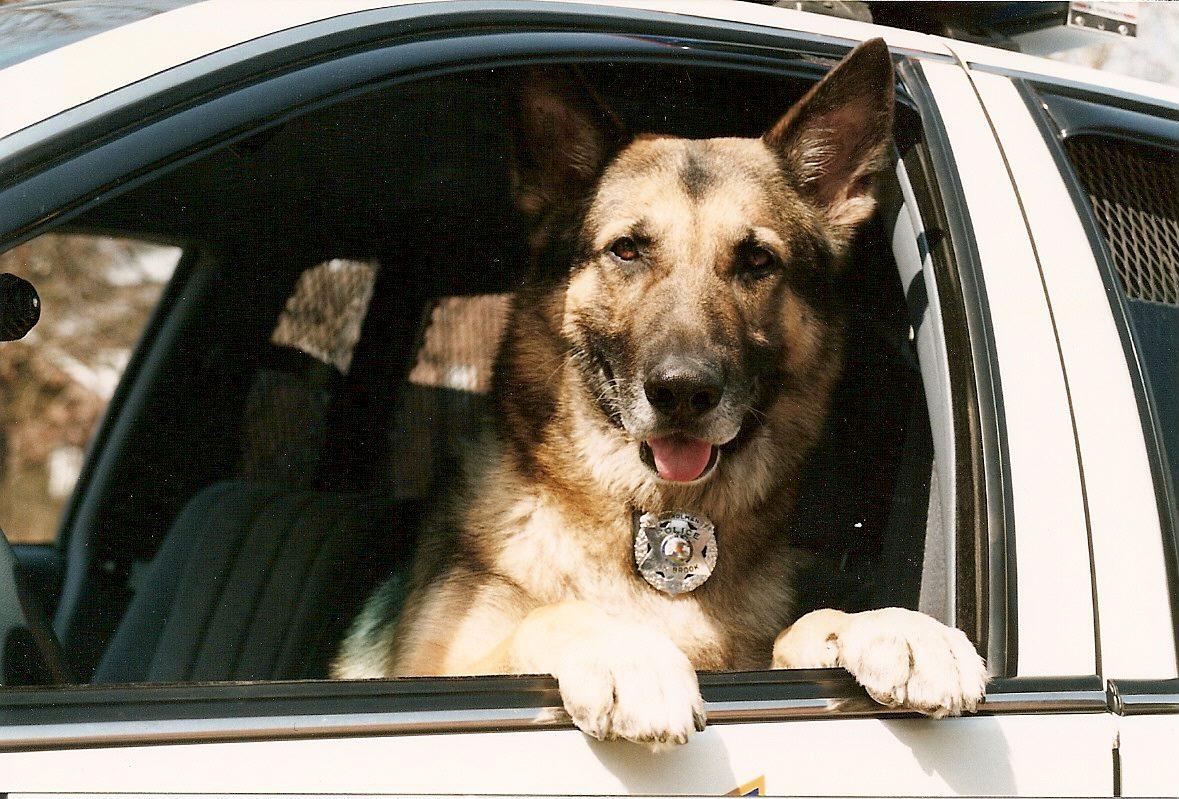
[[0, 671, 1109, 752], [0, 5, 1079, 747]]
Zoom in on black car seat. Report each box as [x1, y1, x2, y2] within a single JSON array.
[[93, 481, 417, 683], [94, 258, 423, 683]]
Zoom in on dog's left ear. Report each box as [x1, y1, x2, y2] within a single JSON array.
[[511, 67, 627, 218], [764, 38, 895, 252]]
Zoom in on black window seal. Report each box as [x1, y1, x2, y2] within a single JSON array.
[[1035, 92, 1179, 153], [0, 673, 1107, 752], [1016, 80, 1179, 661], [898, 59, 1016, 678]]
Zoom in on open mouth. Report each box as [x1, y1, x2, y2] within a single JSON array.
[[640, 436, 721, 483]]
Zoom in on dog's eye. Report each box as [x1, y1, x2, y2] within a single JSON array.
[[740, 245, 777, 276], [609, 237, 640, 262], [747, 248, 772, 269]]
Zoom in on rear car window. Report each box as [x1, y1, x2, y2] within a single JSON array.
[[1063, 134, 1179, 508], [408, 294, 511, 394], [0, 234, 180, 543]]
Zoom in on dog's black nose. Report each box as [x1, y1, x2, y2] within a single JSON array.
[[644, 357, 724, 420]]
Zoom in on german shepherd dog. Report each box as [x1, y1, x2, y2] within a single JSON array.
[[336, 39, 986, 745]]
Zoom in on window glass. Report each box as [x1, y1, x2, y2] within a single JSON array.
[[0, 60, 962, 703], [0, 234, 181, 543], [1064, 135, 1179, 512]]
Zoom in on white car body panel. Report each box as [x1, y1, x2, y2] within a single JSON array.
[[920, 60, 1097, 678], [966, 71, 1178, 682], [1117, 715, 1179, 796], [0, 715, 1115, 796], [0, 0, 395, 139], [6, 0, 1173, 145], [946, 37, 1179, 108]]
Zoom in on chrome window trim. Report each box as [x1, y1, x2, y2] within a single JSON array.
[[1111, 678, 1179, 715], [0, 674, 1108, 752]]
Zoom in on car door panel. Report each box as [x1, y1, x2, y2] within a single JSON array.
[[959, 57, 1179, 797], [0, 5, 1122, 795], [0, 714, 1114, 796], [1118, 718, 1179, 796]]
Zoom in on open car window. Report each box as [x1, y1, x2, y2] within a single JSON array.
[[0, 11, 1056, 769]]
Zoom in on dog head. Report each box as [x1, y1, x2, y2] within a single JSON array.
[[508, 40, 894, 501]]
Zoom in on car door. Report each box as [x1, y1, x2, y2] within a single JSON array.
[[0, 2, 1120, 795], [956, 47, 1179, 796]]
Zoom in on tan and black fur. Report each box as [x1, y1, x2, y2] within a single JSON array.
[[336, 39, 986, 745]]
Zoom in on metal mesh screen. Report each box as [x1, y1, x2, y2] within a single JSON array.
[[408, 294, 513, 394], [1064, 136, 1179, 306], [271, 259, 378, 373]]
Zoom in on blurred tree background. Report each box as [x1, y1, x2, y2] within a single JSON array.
[[0, 237, 178, 542]]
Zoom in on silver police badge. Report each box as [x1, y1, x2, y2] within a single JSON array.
[[633, 511, 718, 595]]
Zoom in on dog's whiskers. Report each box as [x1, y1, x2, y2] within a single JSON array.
[[540, 349, 577, 383], [741, 402, 769, 423]]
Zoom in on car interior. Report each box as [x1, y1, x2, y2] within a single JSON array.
[[2, 58, 959, 688]]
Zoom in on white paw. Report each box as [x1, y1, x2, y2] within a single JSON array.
[[838, 608, 987, 717], [553, 629, 706, 747]]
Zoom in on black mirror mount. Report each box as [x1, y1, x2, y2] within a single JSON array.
[[0, 273, 41, 342]]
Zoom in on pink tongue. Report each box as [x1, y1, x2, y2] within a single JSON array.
[[648, 436, 714, 482]]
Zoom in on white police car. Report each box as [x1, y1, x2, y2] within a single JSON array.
[[0, 1, 1175, 795]]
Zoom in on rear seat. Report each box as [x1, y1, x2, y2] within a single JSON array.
[[94, 481, 416, 682]]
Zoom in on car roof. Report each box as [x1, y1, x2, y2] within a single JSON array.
[[945, 36, 1179, 109], [0, 0, 199, 71], [0, 0, 1174, 144]]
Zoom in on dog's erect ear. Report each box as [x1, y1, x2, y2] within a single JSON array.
[[511, 67, 625, 217], [764, 38, 895, 250]]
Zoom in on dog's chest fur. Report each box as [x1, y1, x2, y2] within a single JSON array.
[[459, 444, 802, 671]]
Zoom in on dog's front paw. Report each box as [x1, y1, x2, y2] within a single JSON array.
[[554, 630, 706, 747], [774, 607, 986, 718], [836, 608, 986, 717]]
